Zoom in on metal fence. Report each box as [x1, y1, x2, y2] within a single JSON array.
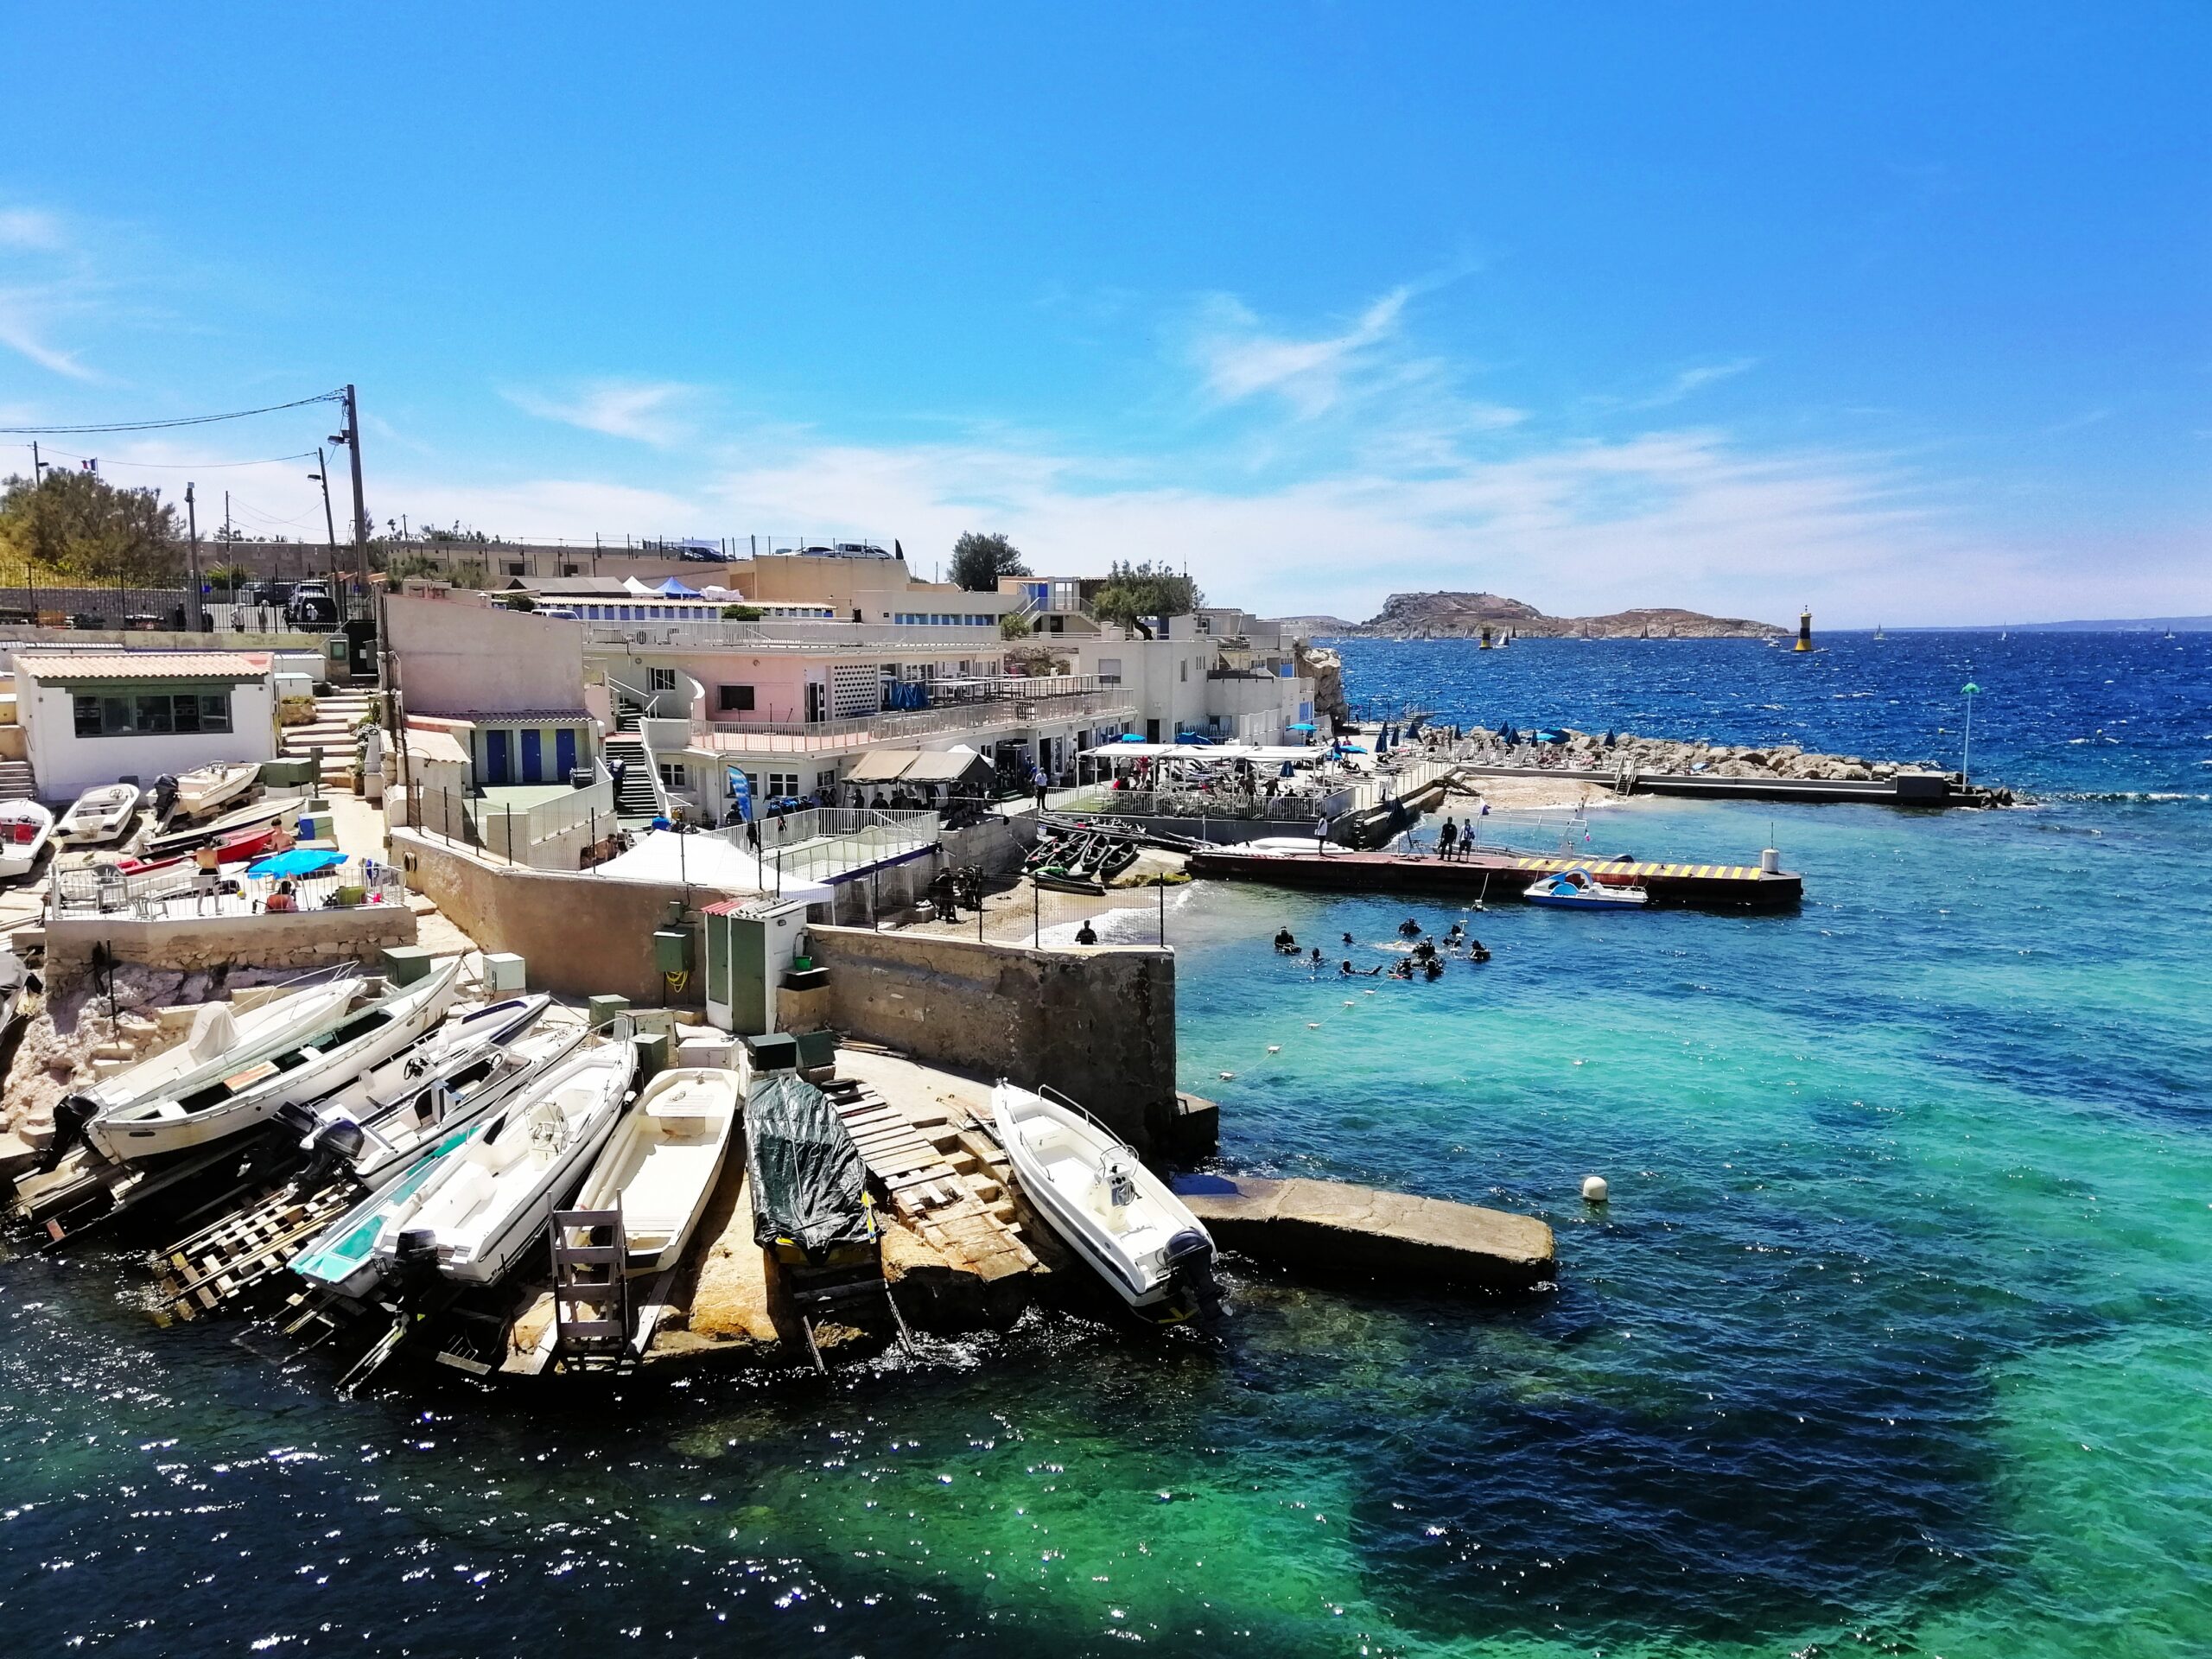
[[52, 856, 404, 918], [721, 806, 941, 884], [410, 778, 620, 868], [0, 583, 372, 634]]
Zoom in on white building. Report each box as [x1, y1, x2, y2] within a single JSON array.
[[13, 650, 279, 800]]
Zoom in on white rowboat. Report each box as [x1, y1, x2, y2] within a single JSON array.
[[55, 783, 142, 846], [0, 801, 55, 879], [991, 1082, 1217, 1322], [573, 1067, 741, 1275], [68, 977, 362, 1122], [378, 1044, 635, 1287]]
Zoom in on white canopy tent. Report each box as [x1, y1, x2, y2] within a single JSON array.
[[586, 829, 834, 906], [1077, 742, 1331, 764]]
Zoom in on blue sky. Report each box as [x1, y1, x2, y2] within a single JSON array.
[[1, 3, 2205, 626]]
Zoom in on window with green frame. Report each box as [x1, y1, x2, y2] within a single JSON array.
[[71, 690, 233, 738]]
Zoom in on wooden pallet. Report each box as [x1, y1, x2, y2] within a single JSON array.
[[153, 1182, 353, 1322], [825, 1084, 963, 1216]]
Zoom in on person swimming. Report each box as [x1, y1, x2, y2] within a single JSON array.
[[1342, 931, 1355, 946], [1397, 918, 1422, 938], [1465, 938, 1491, 963], [1309, 947, 1325, 967], [1389, 958, 1415, 980], [1273, 927, 1299, 954], [1422, 957, 1446, 981], [1411, 938, 1438, 962]]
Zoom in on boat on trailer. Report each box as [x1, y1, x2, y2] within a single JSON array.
[[85, 961, 466, 1162], [573, 1066, 741, 1275], [166, 763, 260, 823], [376, 1043, 636, 1287], [991, 1081, 1217, 1323], [55, 782, 142, 846]]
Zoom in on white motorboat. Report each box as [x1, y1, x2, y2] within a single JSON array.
[[1522, 867, 1650, 909], [0, 800, 55, 879], [86, 960, 465, 1162], [291, 1116, 492, 1301], [573, 1066, 740, 1275], [168, 762, 260, 823], [57, 977, 364, 1147], [289, 995, 563, 1182], [54, 782, 142, 846], [377, 1044, 635, 1287], [991, 1081, 1217, 1323]]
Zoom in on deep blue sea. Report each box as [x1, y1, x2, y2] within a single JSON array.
[[4, 632, 2209, 1656]]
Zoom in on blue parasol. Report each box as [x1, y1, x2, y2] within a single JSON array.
[[245, 849, 346, 880]]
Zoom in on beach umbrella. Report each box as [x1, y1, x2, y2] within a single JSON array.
[[245, 848, 347, 880]]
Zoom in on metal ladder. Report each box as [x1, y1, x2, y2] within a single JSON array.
[[550, 1208, 632, 1369]]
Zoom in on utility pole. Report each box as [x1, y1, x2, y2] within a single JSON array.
[[29, 441, 42, 484], [310, 447, 338, 582], [337, 384, 371, 599], [184, 483, 203, 632]]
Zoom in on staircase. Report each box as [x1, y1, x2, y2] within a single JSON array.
[[602, 734, 660, 822], [281, 687, 377, 791], [0, 760, 35, 803]]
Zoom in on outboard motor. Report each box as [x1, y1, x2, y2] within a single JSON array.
[[389, 1226, 442, 1293], [1162, 1227, 1225, 1320], [150, 773, 179, 822], [41, 1093, 99, 1170], [299, 1115, 367, 1187]]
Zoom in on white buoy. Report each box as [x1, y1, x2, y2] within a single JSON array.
[[1582, 1174, 1610, 1204], [1219, 1071, 1236, 1081], [1761, 847, 1781, 874], [1266, 1045, 1281, 1054]]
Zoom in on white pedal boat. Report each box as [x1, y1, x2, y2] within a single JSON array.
[[86, 960, 464, 1162], [992, 1081, 1217, 1323], [55, 782, 142, 846], [0, 800, 55, 879], [376, 1043, 635, 1287], [573, 1066, 741, 1275], [1522, 867, 1649, 908]]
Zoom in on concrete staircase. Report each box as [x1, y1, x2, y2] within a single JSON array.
[[280, 687, 376, 791], [0, 760, 35, 803], [602, 733, 660, 823]]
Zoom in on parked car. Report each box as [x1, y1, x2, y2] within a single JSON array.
[[237, 580, 293, 607], [286, 581, 339, 629]]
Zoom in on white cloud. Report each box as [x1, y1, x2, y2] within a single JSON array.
[[0, 205, 99, 380], [1191, 287, 1414, 417], [0, 209, 66, 251], [504, 379, 702, 445], [0, 294, 96, 380]]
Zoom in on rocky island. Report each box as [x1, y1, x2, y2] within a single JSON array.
[[1296, 592, 1786, 640]]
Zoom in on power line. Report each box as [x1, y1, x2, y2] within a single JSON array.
[[12, 442, 320, 471], [0, 388, 345, 435]]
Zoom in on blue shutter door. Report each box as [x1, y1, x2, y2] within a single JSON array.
[[555, 728, 577, 779], [519, 728, 543, 784], [483, 729, 510, 785]]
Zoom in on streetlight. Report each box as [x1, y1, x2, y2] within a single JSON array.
[[1961, 682, 1981, 786]]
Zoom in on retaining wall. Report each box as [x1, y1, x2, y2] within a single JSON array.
[[394, 827, 721, 1004], [43, 904, 416, 984], [805, 925, 1177, 1148]]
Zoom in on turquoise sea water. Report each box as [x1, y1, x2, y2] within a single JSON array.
[[4, 633, 2209, 1656]]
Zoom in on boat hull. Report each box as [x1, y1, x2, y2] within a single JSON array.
[[575, 1067, 740, 1275]]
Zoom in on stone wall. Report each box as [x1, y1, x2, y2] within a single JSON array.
[[394, 827, 713, 1004], [804, 925, 1176, 1149], [42, 904, 416, 985]]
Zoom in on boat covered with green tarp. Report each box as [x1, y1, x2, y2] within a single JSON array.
[[744, 1073, 875, 1266]]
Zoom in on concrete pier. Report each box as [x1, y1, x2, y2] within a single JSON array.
[[1173, 1173, 1555, 1294]]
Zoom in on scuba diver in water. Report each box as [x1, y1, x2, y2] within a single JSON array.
[[1309, 946, 1325, 969], [1273, 926, 1299, 955], [1388, 957, 1416, 980], [1465, 937, 1492, 963], [1396, 918, 1423, 938], [1411, 937, 1439, 963], [1422, 957, 1446, 981]]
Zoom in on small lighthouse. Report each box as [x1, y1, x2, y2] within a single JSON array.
[[1794, 607, 1813, 652]]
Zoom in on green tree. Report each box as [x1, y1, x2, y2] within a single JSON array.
[[999, 611, 1033, 640], [721, 603, 765, 620], [1091, 559, 1203, 638], [948, 531, 1029, 591], [0, 470, 184, 586]]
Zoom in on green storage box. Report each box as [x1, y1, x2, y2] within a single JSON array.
[[380, 945, 433, 986]]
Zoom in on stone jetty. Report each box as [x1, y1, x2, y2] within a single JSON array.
[[1173, 1172, 1556, 1294], [1444, 728, 2014, 806]]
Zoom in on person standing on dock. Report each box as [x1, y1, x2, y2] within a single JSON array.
[[1439, 817, 1459, 861], [1031, 764, 1049, 811], [1313, 812, 1332, 855]]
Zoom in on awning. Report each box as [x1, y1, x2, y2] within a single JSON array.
[[588, 830, 834, 905], [656, 578, 702, 597], [845, 749, 922, 783], [903, 747, 993, 785], [1079, 741, 1326, 763]]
